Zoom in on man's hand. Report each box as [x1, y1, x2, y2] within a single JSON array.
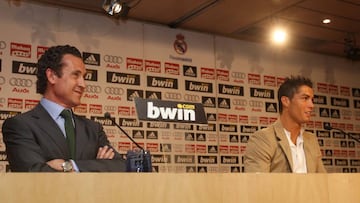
[[97, 145, 115, 159], [46, 159, 66, 171]]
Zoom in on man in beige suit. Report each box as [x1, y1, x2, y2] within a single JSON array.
[[244, 76, 326, 173]]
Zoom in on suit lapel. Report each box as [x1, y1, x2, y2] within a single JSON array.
[[73, 115, 87, 159], [303, 132, 315, 172], [31, 104, 70, 157], [274, 120, 294, 172]]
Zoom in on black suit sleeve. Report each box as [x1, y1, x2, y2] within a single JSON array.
[[2, 116, 57, 172]]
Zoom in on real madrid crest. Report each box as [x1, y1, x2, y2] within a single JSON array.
[[173, 34, 187, 55]]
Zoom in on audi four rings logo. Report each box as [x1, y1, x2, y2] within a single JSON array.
[[85, 85, 101, 93], [0, 76, 5, 85], [249, 100, 264, 107], [105, 87, 124, 95], [231, 72, 246, 79], [232, 99, 247, 106], [9, 78, 32, 87], [164, 92, 182, 100], [184, 94, 200, 102], [104, 106, 117, 111], [0, 41, 6, 49], [104, 55, 123, 64]]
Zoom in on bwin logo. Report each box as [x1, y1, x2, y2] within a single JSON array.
[[147, 102, 195, 121]]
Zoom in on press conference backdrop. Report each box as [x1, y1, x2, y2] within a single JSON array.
[[0, 1, 360, 173]]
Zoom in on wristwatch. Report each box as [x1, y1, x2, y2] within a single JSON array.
[[61, 161, 73, 172]]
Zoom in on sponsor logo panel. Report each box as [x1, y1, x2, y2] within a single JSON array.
[[89, 104, 102, 114], [218, 84, 244, 96], [265, 102, 278, 113], [127, 89, 143, 101], [340, 86, 350, 96], [0, 110, 21, 120], [354, 100, 360, 109], [221, 156, 239, 164], [12, 61, 37, 75], [183, 94, 200, 102], [9, 77, 33, 94], [164, 92, 181, 100], [127, 57, 143, 71], [90, 116, 113, 126], [85, 69, 98, 81], [218, 97, 231, 109], [216, 69, 229, 81], [107, 71, 140, 85], [175, 155, 195, 164], [240, 125, 258, 133], [147, 122, 170, 129], [219, 124, 237, 132], [120, 118, 143, 127], [198, 156, 217, 164], [314, 95, 327, 105], [264, 75, 276, 87], [200, 67, 215, 80], [146, 90, 161, 100], [183, 65, 197, 77], [164, 62, 179, 75], [37, 46, 48, 59], [152, 154, 171, 163], [331, 97, 349, 107], [74, 103, 88, 114], [231, 71, 246, 83], [250, 88, 274, 99], [10, 42, 31, 58], [202, 96, 216, 107], [185, 80, 213, 93], [8, 98, 23, 109], [145, 60, 161, 73], [24, 99, 39, 110], [174, 124, 193, 130], [248, 73, 261, 85], [328, 84, 338, 95], [147, 76, 178, 89], [317, 83, 328, 94], [83, 52, 100, 66]]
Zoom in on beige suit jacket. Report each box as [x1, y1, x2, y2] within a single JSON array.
[[244, 120, 326, 173]]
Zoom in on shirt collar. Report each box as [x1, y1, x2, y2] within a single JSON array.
[[40, 98, 66, 120], [283, 128, 304, 146]]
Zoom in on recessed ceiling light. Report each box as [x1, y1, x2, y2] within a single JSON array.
[[272, 28, 287, 44], [322, 19, 331, 24]]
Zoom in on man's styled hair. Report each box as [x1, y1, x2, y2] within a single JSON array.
[[278, 75, 313, 113], [36, 45, 82, 94]]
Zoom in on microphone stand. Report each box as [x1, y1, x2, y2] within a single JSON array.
[[104, 113, 152, 172], [325, 124, 360, 143]]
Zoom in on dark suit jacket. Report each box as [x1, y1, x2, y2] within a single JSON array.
[[2, 104, 126, 172], [244, 120, 326, 173]]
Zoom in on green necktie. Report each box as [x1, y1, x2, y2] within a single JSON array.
[[60, 109, 76, 159]]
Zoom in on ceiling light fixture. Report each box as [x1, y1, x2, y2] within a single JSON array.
[[103, 0, 140, 18], [272, 28, 287, 44], [322, 19, 331, 24]]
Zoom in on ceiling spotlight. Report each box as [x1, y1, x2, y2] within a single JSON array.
[[322, 19, 331, 24], [272, 28, 287, 44], [103, 0, 130, 17]]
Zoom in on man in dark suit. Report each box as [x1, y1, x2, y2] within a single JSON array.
[[2, 45, 126, 172]]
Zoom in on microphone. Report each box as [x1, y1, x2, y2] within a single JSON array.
[[104, 112, 152, 172], [323, 122, 360, 143]]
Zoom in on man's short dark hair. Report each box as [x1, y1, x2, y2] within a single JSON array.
[[278, 75, 313, 113], [36, 45, 82, 94]]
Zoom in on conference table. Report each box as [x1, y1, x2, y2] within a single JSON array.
[[0, 173, 359, 203]]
